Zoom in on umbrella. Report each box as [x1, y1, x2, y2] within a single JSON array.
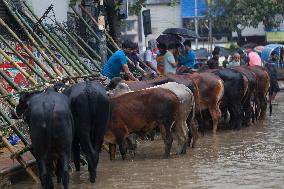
[[162, 28, 199, 38], [156, 34, 183, 46]]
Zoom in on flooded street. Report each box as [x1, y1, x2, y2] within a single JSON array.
[[11, 93, 284, 189]]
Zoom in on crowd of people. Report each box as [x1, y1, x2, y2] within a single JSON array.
[[101, 40, 281, 104]]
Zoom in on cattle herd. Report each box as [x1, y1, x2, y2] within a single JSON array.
[[11, 65, 271, 189]]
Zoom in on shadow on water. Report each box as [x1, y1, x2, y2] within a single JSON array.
[[11, 93, 284, 189]]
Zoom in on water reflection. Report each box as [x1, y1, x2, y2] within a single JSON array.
[[11, 94, 284, 189]]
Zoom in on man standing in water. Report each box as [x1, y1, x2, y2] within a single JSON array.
[[101, 40, 139, 81], [265, 51, 280, 105]]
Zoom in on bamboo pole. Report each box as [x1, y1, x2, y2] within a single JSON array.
[[0, 18, 55, 79], [72, 32, 102, 62], [55, 21, 101, 72], [0, 85, 17, 107], [0, 69, 22, 91], [0, 35, 47, 82], [79, 5, 120, 49], [20, 9, 88, 75], [49, 31, 89, 74], [0, 49, 37, 86], [71, 6, 114, 55], [0, 130, 40, 183], [1, 1, 62, 77], [75, 5, 144, 74], [0, 108, 29, 146], [15, 11, 74, 77]]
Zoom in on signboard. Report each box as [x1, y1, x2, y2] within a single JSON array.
[[266, 31, 284, 42], [181, 0, 208, 18], [142, 9, 152, 36]]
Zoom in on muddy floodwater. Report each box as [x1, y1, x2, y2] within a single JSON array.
[[11, 93, 284, 189]]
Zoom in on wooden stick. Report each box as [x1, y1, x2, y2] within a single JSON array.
[[0, 130, 39, 183]]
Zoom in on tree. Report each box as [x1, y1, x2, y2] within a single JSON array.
[[208, 0, 284, 44]]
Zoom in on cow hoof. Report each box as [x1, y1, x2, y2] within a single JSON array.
[[90, 176, 96, 183], [162, 154, 170, 159]]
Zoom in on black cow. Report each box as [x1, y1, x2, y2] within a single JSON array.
[[13, 88, 73, 189], [232, 66, 257, 126], [212, 69, 245, 129], [61, 80, 110, 183]]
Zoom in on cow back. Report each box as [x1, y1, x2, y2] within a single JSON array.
[[146, 82, 194, 120]]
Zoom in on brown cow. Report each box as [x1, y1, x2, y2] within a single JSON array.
[[107, 73, 224, 134], [247, 66, 270, 119], [105, 85, 193, 160], [182, 72, 224, 134]]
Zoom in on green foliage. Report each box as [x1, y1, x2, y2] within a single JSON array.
[[208, 0, 284, 32], [129, 0, 147, 15]]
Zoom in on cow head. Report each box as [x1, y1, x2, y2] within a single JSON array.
[[106, 77, 123, 91], [107, 83, 132, 97], [11, 91, 41, 120]]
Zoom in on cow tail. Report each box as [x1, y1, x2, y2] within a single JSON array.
[[269, 87, 272, 116], [192, 80, 202, 117], [190, 96, 196, 128], [46, 101, 56, 159], [85, 81, 95, 138]]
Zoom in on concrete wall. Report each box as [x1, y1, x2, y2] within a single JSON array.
[[145, 3, 182, 41], [25, 0, 69, 23]]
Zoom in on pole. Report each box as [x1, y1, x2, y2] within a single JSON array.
[[20, 10, 86, 75], [194, 0, 198, 50], [78, 5, 144, 74], [55, 21, 100, 72], [1, 0, 62, 77], [0, 35, 47, 82], [0, 85, 17, 107], [0, 48, 38, 85], [0, 130, 40, 183], [15, 11, 74, 77], [79, 5, 119, 49], [209, 18, 213, 52], [0, 69, 22, 91], [0, 18, 55, 79]]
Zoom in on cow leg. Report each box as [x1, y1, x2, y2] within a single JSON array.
[[254, 95, 260, 120], [109, 144, 116, 160], [175, 121, 188, 155], [229, 103, 242, 129], [259, 94, 267, 119], [38, 159, 54, 189], [56, 159, 62, 183], [80, 138, 97, 183], [118, 138, 128, 160], [162, 124, 173, 158], [196, 114, 205, 136], [61, 155, 70, 189], [72, 137, 80, 172], [209, 106, 221, 134], [190, 119, 198, 148], [127, 134, 138, 157]]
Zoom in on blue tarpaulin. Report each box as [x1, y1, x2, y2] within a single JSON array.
[[181, 0, 208, 18]]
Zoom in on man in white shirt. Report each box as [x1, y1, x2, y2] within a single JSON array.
[[163, 44, 178, 74], [144, 47, 160, 76]]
